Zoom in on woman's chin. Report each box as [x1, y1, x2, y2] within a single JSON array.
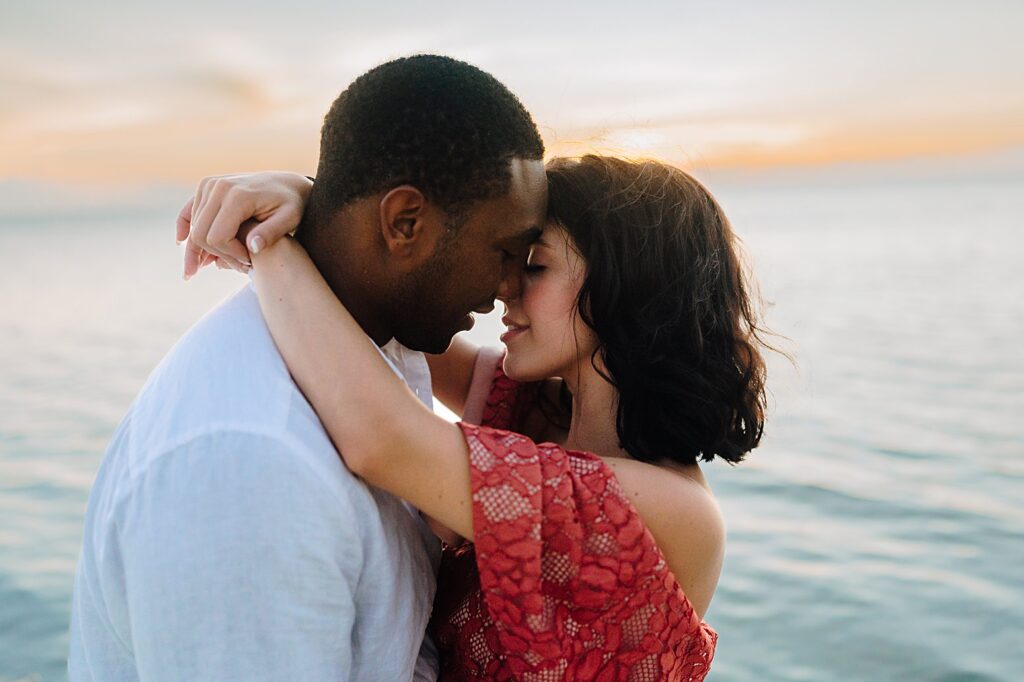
[[502, 351, 552, 383]]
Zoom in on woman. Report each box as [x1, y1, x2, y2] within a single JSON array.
[[179, 155, 769, 680]]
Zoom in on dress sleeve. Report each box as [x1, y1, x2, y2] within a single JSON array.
[[456, 422, 716, 679], [460, 348, 542, 431]]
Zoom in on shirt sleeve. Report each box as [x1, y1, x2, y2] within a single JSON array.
[[116, 431, 364, 681], [462, 348, 543, 431]]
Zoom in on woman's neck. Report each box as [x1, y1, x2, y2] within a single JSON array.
[[561, 357, 708, 488], [563, 359, 629, 459]]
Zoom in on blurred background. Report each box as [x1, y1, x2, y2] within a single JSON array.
[[1, 1, 1022, 679]]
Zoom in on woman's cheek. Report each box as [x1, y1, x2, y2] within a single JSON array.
[[520, 275, 545, 317]]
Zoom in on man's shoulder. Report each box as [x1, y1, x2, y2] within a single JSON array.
[[110, 284, 342, 477], [152, 283, 282, 389], [91, 418, 374, 541], [145, 428, 368, 505], [133, 285, 293, 430]]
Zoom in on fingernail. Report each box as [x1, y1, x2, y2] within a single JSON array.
[[176, 239, 182, 246], [248, 234, 265, 254]]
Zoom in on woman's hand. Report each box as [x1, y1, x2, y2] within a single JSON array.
[[175, 171, 313, 279]]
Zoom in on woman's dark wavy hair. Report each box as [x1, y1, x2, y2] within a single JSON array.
[[545, 155, 769, 465]]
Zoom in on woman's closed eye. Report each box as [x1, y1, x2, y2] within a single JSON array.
[[524, 250, 545, 274]]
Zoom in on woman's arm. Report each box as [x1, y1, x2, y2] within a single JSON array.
[[251, 237, 476, 540], [424, 336, 481, 417], [177, 170, 489, 417]]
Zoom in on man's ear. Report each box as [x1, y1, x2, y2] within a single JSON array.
[[378, 185, 445, 258]]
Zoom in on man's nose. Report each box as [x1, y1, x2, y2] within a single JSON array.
[[496, 261, 522, 302]]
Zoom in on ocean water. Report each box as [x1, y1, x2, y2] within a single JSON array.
[[1, 175, 1021, 680]]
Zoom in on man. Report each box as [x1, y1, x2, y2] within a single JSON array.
[[69, 55, 547, 680]]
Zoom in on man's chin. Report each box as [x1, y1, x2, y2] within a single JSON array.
[[394, 328, 461, 355]]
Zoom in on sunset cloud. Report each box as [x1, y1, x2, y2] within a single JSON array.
[[2, 0, 1022, 185]]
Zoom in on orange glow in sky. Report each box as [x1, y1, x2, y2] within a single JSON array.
[[2, 1, 1022, 186]]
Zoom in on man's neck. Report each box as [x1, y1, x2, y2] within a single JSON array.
[[297, 224, 392, 347]]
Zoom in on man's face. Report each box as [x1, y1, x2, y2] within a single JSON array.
[[391, 158, 548, 353]]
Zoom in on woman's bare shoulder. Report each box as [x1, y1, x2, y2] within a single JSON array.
[[601, 456, 725, 618]]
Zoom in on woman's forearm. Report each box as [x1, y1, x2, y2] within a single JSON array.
[[250, 237, 426, 474], [249, 237, 476, 539]]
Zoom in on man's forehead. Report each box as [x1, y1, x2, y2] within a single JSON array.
[[508, 157, 548, 213], [510, 225, 543, 244]]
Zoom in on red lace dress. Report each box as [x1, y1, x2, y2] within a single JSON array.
[[430, 349, 717, 681]]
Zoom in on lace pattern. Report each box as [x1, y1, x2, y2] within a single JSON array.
[[432, 358, 716, 681]]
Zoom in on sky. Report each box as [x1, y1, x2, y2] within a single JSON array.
[[2, 0, 1023, 193]]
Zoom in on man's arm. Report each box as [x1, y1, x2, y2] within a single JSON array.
[[117, 431, 362, 681]]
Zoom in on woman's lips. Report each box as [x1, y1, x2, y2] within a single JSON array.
[[500, 324, 528, 344]]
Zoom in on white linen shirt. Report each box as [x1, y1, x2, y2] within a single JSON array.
[[68, 283, 441, 681]]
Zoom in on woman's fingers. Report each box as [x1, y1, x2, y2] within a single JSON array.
[[185, 235, 248, 277], [189, 180, 228, 256], [176, 196, 194, 244], [243, 207, 301, 254], [183, 178, 215, 279], [185, 239, 234, 279], [206, 193, 256, 267], [189, 179, 251, 273], [183, 238, 206, 280], [188, 177, 213, 242]]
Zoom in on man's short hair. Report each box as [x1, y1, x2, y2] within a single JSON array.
[[308, 54, 545, 226]]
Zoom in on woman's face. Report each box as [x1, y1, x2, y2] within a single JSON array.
[[499, 222, 598, 382]]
